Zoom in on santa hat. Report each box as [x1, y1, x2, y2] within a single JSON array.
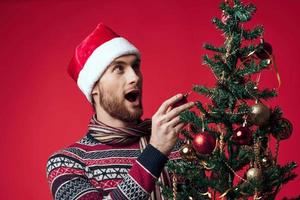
[[68, 23, 140, 103]]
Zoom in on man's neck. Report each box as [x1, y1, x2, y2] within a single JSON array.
[[95, 107, 133, 128]]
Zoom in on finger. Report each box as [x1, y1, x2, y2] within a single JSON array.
[[173, 122, 186, 134], [167, 116, 182, 127], [156, 94, 183, 114], [165, 102, 195, 122], [166, 106, 172, 113]]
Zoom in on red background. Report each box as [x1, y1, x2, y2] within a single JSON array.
[[0, 0, 299, 199]]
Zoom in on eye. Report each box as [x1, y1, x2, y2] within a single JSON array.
[[132, 62, 141, 72], [113, 65, 124, 73]]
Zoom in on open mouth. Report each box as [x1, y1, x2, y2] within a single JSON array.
[[124, 90, 140, 103]]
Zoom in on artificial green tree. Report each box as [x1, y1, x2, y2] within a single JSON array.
[[163, 0, 297, 199]]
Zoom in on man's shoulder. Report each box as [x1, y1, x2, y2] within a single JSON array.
[[48, 135, 100, 159], [46, 135, 99, 175]]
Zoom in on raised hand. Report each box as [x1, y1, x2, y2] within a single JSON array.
[[150, 94, 195, 155]]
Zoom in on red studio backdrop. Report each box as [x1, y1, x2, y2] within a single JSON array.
[[0, 0, 299, 199]]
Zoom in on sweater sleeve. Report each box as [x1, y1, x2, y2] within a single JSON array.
[[46, 144, 168, 200]]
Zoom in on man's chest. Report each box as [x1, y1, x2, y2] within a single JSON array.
[[80, 148, 141, 189]]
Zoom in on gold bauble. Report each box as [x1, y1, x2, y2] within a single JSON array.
[[250, 103, 271, 126], [246, 167, 263, 182]]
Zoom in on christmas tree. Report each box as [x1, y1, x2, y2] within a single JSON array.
[[163, 0, 298, 199]]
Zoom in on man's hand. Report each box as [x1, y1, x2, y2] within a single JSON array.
[[150, 94, 195, 156]]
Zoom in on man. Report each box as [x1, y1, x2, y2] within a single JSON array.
[[46, 23, 194, 200]]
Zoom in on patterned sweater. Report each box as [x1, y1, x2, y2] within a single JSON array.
[[46, 132, 181, 200]]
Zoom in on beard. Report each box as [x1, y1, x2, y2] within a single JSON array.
[[98, 85, 143, 123]]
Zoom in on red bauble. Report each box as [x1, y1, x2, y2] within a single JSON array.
[[192, 132, 216, 155], [171, 93, 188, 108], [272, 118, 293, 140], [231, 144, 240, 154], [232, 126, 253, 145], [255, 39, 273, 60]]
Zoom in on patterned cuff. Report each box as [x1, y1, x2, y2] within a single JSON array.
[[112, 175, 149, 200], [137, 144, 168, 178]]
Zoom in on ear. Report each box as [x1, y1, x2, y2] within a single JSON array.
[[91, 84, 99, 106], [91, 84, 99, 95]]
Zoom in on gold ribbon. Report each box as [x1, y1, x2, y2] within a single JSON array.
[[200, 160, 215, 170], [243, 46, 282, 89], [269, 54, 282, 89], [219, 188, 232, 198], [200, 191, 212, 198]]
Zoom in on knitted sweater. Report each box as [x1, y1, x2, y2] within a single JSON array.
[[46, 133, 181, 200]]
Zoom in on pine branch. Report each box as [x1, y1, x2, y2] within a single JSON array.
[[203, 55, 228, 77], [193, 85, 214, 99], [219, 2, 233, 15], [256, 88, 277, 99], [232, 147, 255, 171], [180, 110, 203, 130], [203, 43, 226, 53], [212, 17, 226, 31], [233, 2, 256, 22], [242, 25, 264, 40], [239, 44, 257, 58], [237, 59, 271, 76]]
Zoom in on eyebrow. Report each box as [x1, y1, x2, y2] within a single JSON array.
[[110, 61, 127, 66], [110, 58, 141, 67]]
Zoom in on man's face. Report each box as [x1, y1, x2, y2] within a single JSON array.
[[93, 54, 143, 123]]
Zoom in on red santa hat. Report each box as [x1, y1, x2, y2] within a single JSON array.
[[68, 23, 140, 103]]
